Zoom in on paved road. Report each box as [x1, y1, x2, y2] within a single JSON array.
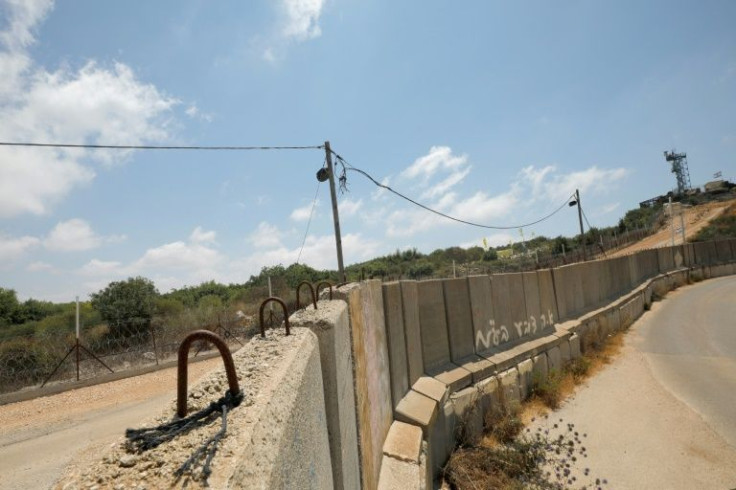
[[531, 276, 736, 489], [638, 275, 736, 447]]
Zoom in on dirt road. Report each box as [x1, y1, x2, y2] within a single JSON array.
[[0, 357, 222, 490], [531, 277, 736, 489], [608, 200, 731, 257]]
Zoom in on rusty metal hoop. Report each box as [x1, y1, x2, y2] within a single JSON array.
[[315, 281, 333, 300], [259, 297, 290, 337], [177, 330, 239, 418], [295, 281, 318, 310]]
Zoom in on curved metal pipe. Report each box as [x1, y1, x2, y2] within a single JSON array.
[[316, 281, 333, 300], [259, 297, 290, 337], [177, 330, 239, 418], [296, 281, 318, 310]]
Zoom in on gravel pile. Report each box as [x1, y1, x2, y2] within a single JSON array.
[[55, 328, 305, 490]]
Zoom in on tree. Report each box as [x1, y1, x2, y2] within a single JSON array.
[[0, 288, 20, 327], [90, 277, 159, 338]]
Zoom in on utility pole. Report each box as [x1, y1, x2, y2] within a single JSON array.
[[679, 204, 686, 244], [669, 196, 675, 246], [324, 141, 346, 283], [575, 189, 587, 261]]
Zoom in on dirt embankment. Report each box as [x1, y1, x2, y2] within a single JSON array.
[[608, 200, 732, 258]]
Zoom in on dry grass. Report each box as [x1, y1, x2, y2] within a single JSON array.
[[444, 330, 626, 489]]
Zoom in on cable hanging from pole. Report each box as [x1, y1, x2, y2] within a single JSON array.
[[0, 142, 323, 151], [329, 149, 576, 231], [296, 179, 322, 265]]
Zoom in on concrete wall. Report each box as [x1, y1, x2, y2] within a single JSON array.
[[341, 281, 394, 490], [56, 238, 736, 490], [290, 301, 361, 490]]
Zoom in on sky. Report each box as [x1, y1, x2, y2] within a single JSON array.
[[0, 0, 734, 301]]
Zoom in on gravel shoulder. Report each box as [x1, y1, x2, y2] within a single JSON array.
[[0, 357, 223, 490]]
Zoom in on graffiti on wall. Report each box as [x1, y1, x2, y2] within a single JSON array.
[[475, 309, 555, 350]]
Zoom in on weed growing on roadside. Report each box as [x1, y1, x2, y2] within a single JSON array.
[[445, 416, 608, 489], [531, 369, 565, 409]]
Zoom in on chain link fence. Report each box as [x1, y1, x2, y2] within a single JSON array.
[[0, 308, 259, 396]]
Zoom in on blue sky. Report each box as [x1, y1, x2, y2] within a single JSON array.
[[0, 0, 734, 301]]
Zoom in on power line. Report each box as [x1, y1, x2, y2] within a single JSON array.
[[296, 181, 322, 264], [0, 142, 323, 151], [581, 206, 595, 231], [330, 150, 575, 231]]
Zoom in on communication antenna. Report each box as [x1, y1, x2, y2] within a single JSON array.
[[663, 149, 691, 195]]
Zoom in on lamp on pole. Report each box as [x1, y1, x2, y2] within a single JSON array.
[[568, 189, 587, 261]]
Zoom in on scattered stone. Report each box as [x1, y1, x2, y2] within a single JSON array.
[[119, 455, 137, 468]]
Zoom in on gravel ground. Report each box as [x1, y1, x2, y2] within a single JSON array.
[[54, 329, 303, 490]]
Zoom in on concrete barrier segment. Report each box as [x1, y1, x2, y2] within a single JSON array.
[[551, 266, 569, 322], [346, 280, 394, 490], [522, 271, 542, 329], [546, 345, 563, 373], [383, 421, 423, 464], [581, 261, 600, 309], [377, 456, 423, 490], [536, 269, 559, 331], [416, 279, 452, 372], [517, 358, 534, 400], [443, 387, 483, 446], [496, 367, 521, 408], [467, 275, 496, 355], [571, 264, 586, 315], [428, 362, 473, 393], [490, 273, 528, 346], [716, 239, 733, 262], [443, 278, 477, 362], [456, 354, 495, 383], [395, 390, 438, 434], [569, 334, 581, 359], [559, 339, 571, 363], [477, 376, 501, 416], [532, 353, 549, 383], [399, 281, 424, 387], [412, 376, 449, 406], [290, 302, 360, 490], [628, 254, 641, 286], [382, 282, 410, 410]]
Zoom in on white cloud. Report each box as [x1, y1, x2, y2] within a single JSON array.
[[339, 197, 362, 217], [248, 221, 283, 248], [0, 1, 179, 218], [0, 0, 53, 50], [189, 226, 216, 244], [525, 165, 629, 203], [281, 0, 324, 41], [26, 260, 54, 272], [0, 233, 40, 261], [79, 259, 124, 276], [44, 219, 102, 251], [379, 147, 629, 239], [401, 146, 468, 182], [79, 227, 224, 290], [290, 200, 318, 221], [133, 240, 222, 272], [184, 103, 212, 122], [232, 232, 381, 277]]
